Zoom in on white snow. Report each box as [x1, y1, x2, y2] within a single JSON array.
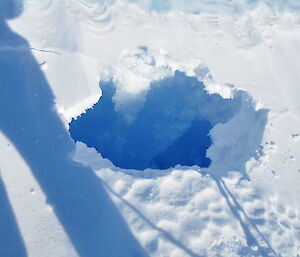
[[1, 0, 300, 256]]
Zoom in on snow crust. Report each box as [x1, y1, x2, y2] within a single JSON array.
[[1, 0, 300, 256]]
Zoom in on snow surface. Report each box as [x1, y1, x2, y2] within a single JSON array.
[[1, 0, 300, 256]]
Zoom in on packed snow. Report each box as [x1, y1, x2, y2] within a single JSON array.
[[0, 0, 300, 257]]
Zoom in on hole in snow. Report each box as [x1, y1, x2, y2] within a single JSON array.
[[69, 72, 242, 170]]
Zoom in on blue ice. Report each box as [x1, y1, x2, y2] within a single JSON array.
[[70, 72, 242, 170]]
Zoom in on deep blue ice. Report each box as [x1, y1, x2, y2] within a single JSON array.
[[0, 1, 273, 257], [70, 72, 242, 170]]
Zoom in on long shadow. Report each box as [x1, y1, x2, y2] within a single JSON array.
[[206, 104, 280, 256], [212, 176, 280, 257], [102, 180, 205, 257], [0, 3, 148, 257], [0, 176, 27, 257]]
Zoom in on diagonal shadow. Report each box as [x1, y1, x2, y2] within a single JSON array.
[[0, 3, 148, 257], [0, 175, 27, 257], [102, 180, 205, 257], [212, 175, 281, 257], [205, 102, 281, 256]]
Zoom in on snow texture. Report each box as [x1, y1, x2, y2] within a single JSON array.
[[0, 0, 300, 257]]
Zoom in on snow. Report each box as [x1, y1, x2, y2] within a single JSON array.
[[1, 0, 300, 256]]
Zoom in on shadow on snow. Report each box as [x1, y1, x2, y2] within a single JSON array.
[[0, 2, 148, 257]]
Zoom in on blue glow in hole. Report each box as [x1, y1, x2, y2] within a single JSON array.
[[69, 72, 242, 170]]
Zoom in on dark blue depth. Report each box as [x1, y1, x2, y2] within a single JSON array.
[[69, 72, 241, 170]]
